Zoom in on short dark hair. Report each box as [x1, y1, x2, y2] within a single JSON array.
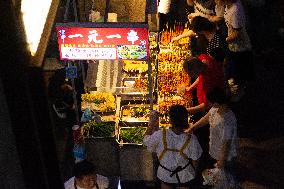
[[169, 105, 189, 129], [206, 87, 228, 105], [191, 16, 215, 33], [73, 160, 96, 179], [183, 56, 205, 77]]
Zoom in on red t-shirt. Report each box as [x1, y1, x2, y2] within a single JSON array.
[[197, 54, 225, 106]]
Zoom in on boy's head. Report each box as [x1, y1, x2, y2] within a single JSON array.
[[183, 56, 206, 78], [191, 16, 215, 34], [169, 105, 189, 130], [74, 160, 97, 188]]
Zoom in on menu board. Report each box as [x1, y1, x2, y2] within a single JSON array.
[[56, 26, 149, 60]]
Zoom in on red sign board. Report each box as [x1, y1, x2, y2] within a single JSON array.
[[56, 26, 149, 60]]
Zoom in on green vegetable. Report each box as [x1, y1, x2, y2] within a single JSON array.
[[82, 121, 115, 138], [120, 127, 146, 144], [130, 107, 151, 118], [93, 99, 103, 104]]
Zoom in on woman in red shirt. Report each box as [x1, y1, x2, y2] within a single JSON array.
[[183, 53, 225, 114]]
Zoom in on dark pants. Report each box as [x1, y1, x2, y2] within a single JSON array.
[[230, 50, 254, 86]]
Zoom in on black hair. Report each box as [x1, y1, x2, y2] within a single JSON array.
[[206, 87, 228, 105], [191, 16, 215, 33], [183, 56, 205, 78], [73, 160, 96, 179], [169, 105, 189, 129]]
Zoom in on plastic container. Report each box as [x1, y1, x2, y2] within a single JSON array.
[[73, 144, 86, 163]]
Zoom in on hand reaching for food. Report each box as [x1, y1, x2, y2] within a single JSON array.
[[148, 110, 160, 130]]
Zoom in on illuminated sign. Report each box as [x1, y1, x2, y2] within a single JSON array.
[[56, 26, 149, 60]]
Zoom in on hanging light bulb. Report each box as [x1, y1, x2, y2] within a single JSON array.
[[21, 0, 52, 56]]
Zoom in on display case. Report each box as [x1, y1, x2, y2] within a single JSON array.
[[116, 31, 159, 145], [156, 23, 192, 126]]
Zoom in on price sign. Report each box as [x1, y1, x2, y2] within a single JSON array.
[[56, 25, 149, 60]]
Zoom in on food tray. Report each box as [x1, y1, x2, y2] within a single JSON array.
[[119, 120, 148, 127], [120, 94, 149, 101], [122, 60, 148, 73], [121, 77, 148, 95], [81, 121, 116, 138], [118, 126, 147, 145], [101, 115, 117, 122], [120, 104, 152, 121]]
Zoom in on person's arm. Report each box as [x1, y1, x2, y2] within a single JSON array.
[[192, 159, 199, 170], [145, 121, 158, 136], [208, 0, 224, 23], [183, 77, 199, 100], [226, 28, 240, 42], [145, 110, 159, 136], [185, 111, 210, 133], [171, 30, 196, 42], [188, 12, 203, 20], [208, 15, 223, 23], [187, 103, 206, 115], [186, 0, 194, 6], [186, 77, 199, 92]]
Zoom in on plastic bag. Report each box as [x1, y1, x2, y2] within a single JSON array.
[[81, 108, 93, 123], [202, 164, 237, 189], [202, 167, 221, 186]]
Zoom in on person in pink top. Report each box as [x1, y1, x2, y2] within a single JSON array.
[[183, 52, 225, 115]]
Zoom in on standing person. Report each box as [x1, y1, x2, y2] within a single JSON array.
[[210, 0, 254, 101], [182, 54, 225, 115], [64, 160, 109, 189], [158, 0, 193, 31], [186, 0, 216, 19], [190, 16, 227, 56], [190, 16, 235, 93], [171, 0, 217, 56], [186, 87, 239, 188], [48, 68, 75, 121], [144, 105, 203, 189], [48, 67, 85, 179], [182, 53, 225, 188], [48, 68, 77, 179]]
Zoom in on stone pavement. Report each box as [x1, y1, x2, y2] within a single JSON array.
[[220, 48, 284, 188]]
